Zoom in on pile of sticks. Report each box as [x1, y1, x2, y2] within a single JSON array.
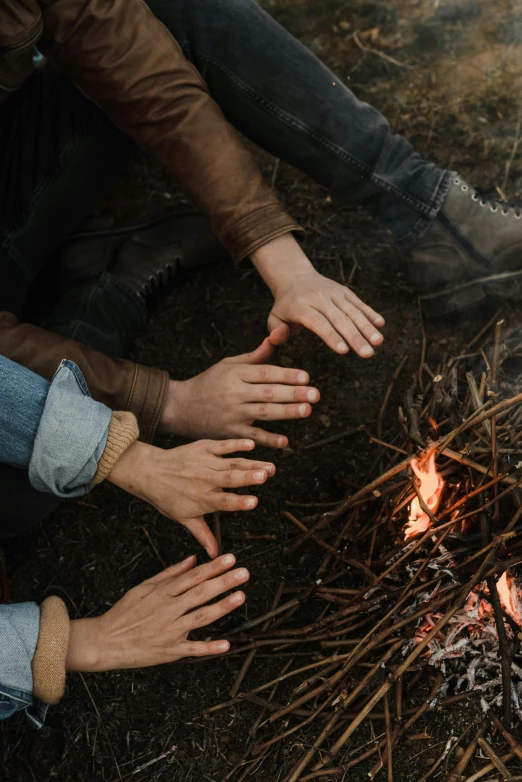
[[208, 317, 522, 781]]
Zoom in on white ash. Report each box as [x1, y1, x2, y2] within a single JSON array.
[[401, 580, 522, 716]]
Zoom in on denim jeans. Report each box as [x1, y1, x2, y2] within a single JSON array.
[[0, 0, 452, 534]]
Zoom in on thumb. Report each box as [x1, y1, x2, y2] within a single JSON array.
[[182, 517, 218, 559], [267, 314, 302, 342], [227, 335, 275, 365]]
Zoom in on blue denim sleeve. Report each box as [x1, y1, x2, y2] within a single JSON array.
[[28, 360, 112, 498], [0, 355, 50, 469], [0, 603, 49, 728]]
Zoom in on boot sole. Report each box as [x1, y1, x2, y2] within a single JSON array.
[[419, 269, 522, 318]]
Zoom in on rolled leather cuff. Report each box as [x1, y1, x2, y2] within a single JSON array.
[[32, 597, 70, 706], [224, 207, 304, 264], [92, 411, 139, 485], [129, 364, 169, 443]]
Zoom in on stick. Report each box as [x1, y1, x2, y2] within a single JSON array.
[[447, 719, 490, 782], [379, 355, 408, 441], [486, 573, 514, 728], [476, 737, 511, 778]]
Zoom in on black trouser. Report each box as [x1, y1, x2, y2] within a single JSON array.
[[0, 0, 450, 535]]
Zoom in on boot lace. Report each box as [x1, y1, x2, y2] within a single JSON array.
[[454, 177, 522, 218]]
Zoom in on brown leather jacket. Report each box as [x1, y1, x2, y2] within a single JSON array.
[[0, 0, 300, 440]]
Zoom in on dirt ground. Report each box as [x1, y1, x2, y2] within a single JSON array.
[[2, 0, 522, 780]]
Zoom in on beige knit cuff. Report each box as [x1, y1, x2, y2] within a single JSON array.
[[32, 597, 70, 705], [92, 411, 140, 485]]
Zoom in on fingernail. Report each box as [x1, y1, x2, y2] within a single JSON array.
[[297, 371, 308, 384], [243, 439, 254, 448], [299, 403, 308, 417], [245, 497, 257, 509], [375, 316, 385, 326], [234, 568, 248, 581], [337, 341, 349, 352], [183, 555, 195, 564], [278, 437, 286, 448], [222, 553, 235, 566], [360, 345, 374, 357], [216, 641, 230, 652], [253, 470, 266, 482], [370, 333, 382, 343], [230, 591, 244, 605], [307, 389, 318, 402]]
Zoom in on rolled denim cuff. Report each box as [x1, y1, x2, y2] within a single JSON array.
[[0, 602, 52, 728], [28, 359, 111, 498]]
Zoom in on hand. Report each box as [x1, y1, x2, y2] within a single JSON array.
[[159, 334, 320, 448], [108, 438, 274, 557], [251, 234, 385, 358], [65, 554, 248, 671]]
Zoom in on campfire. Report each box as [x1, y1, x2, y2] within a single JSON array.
[[206, 317, 522, 781]]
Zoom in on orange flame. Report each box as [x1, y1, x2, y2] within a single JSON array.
[[497, 572, 522, 625], [404, 448, 444, 540]]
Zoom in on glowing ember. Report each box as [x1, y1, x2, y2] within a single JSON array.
[[404, 448, 444, 540]]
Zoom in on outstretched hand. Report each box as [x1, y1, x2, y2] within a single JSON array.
[[159, 332, 320, 448], [108, 438, 274, 557], [251, 233, 385, 357], [66, 554, 249, 671]]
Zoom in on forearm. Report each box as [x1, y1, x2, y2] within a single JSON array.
[[39, 0, 300, 262], [0, 311, 168, 442]]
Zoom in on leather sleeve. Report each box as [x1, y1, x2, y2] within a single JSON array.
[[37, 0, 302, 263], [0, 313, 168, 443]]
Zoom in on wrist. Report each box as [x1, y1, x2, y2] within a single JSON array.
[[106, 440, 149, 495], [157, 379, 188, 435], [66, 618, 106, 673], [251, 234, 313, 293]]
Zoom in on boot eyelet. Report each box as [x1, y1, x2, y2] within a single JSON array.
[[502, 209, 509, 216], [490, 206, 498, 213], [471, 194, 478, 201], [515, 213, 522, 219], [454, 177, 460, 185], [480, 201, 488, 207], [461, 185, 469, 192]]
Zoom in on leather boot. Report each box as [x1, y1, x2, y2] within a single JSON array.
[[407, 176, 522, 318], [112, 206, 229, 298]]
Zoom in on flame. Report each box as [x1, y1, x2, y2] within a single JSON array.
[[496, 572, 522, 625], [404, 448, 444, 540]]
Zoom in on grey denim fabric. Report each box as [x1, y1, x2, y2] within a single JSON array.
[[28, 359, 111, 497], [0, 601, 48, 728]]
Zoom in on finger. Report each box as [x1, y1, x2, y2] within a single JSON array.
[[301, 309, 350, 355], [215, 492, 259, 512], [327, 300, 377, 358], [215, 457, 276, 476], [183, 590, 246, 631], [243, 426, 289, 449], [181, 566, 250, 612], [244, 401, 313, 422], [333, 296, 384, 354], [160, 552, 239, 597], [142, 554, 197, 586], [239, 364, 310, 386], [226, 336, 275, 366], [206, 438, 256, 456], [247, 383, 320, 405], [181, 517, 219, 559], [344, 288, 385, 328], [216, 468, 270, 489], [175, 639, 231, 657]]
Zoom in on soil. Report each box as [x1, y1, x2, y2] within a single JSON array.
[[2, 0, 522, 780]]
